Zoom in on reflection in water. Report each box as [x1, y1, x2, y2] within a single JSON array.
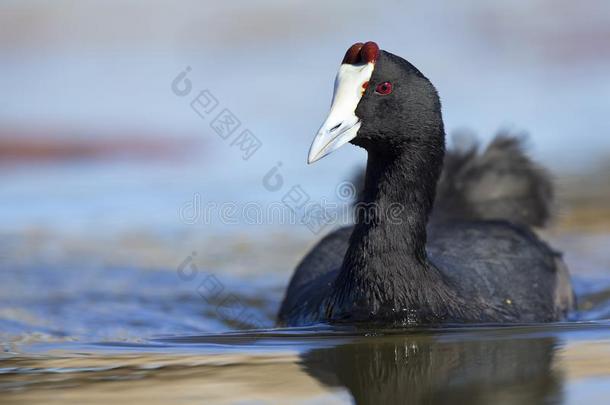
[[301, 335, 563, 404], [6, 325, 610, 404]]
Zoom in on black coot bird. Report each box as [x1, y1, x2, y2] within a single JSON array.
[[278, 42, 575, 327]]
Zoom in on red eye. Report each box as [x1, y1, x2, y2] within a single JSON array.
[[375, 81, 393, 95]]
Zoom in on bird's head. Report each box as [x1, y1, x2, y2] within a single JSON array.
[[308, 41, 443, 163]]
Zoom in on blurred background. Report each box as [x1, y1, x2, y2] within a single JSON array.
[[1, 0, 610, 340]]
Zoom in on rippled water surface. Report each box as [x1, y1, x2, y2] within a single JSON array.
[[2, 228, 610, 404]]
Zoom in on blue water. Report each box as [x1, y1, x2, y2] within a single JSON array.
[[1, 222, 610, 404]]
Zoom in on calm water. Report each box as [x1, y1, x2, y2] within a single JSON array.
[[1, 226, 610, 404]]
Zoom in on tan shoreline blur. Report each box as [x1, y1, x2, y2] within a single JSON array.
[[0, 132, 201, 165]]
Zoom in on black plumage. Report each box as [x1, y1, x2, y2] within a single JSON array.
[[278, 48, 574, 327]]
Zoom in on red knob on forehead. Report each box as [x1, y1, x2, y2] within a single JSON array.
[[361, 41, 380, 63], [342, 42, 364, 64], [341, 41, 380, 65]]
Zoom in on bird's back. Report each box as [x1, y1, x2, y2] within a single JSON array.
[[427, 221, 574, 322]]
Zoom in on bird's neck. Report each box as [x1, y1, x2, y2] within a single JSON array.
[[328, 132, 458, 324], [358, 144, 439, 260]]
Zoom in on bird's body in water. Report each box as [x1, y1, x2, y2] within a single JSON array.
[[277, 42, 574, 327]]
